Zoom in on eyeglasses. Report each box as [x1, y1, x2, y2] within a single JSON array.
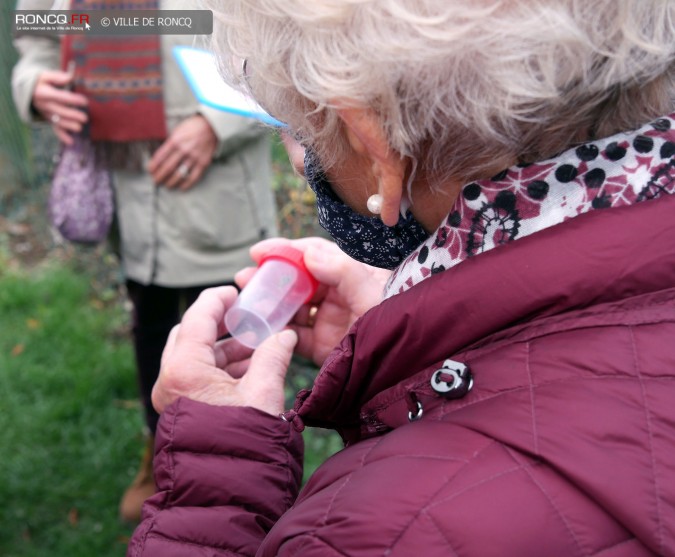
[[239, 58, 288, 128]]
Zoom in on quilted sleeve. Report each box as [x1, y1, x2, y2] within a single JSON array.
[[127, 397, 304, 557]]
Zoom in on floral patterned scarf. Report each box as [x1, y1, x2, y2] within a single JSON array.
[[385, 114, 675, 298]]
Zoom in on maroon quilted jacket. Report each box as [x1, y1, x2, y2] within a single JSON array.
[[129, 190, 675, 556]]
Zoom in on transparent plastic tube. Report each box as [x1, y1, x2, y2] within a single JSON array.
[[225, 246, 318, 348]]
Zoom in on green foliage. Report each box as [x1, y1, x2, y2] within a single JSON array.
[[0, 258, 140, 557], [0, 2, 38, 203], [270, 134, 327, 240]]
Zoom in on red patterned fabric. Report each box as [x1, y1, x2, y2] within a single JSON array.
[[62, 0, 166, 142], [386, 114, 675, 297]]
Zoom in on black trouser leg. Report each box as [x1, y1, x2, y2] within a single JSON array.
[[125, 280, 231, 434]]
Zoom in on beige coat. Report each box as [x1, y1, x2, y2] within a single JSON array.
[[12, 0, 278, 286]]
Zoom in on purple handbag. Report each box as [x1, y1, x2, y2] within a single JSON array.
[[48, 133, 113, 244]]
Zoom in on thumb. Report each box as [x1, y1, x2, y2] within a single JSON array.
[[240, 329, 298, 415], [304, 245, 344, 287]]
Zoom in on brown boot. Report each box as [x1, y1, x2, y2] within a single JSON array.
[[119, 435, 157, 523]]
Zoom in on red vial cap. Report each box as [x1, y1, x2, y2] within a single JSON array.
[[259, 245, 319, 302]]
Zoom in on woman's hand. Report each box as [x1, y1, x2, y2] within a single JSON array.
[[152, 286, 298, 416], [148, 114, 218, 191], [236, 237, 391, 367], [31, 70, 89, 146]]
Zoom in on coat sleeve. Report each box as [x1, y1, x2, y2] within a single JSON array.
[[127, 398, 304, 557], [197, 105, 270, 161], [11, 0, 62, 123]]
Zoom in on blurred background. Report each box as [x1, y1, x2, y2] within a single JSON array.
[[0, 4, 340, 555]]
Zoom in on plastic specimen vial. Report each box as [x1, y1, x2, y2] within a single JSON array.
[[225, 246, 318, 348]]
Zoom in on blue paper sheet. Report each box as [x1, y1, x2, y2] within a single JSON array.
[[173, 45, 284, 127]]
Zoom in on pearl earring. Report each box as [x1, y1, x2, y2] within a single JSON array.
[[367, 194, 383, 215]]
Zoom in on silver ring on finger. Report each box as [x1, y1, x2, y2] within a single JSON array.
[[51, 114, 61, 124], [178, 162, 191, 178]]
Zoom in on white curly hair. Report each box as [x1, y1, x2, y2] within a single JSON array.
[[206, 0, 675, 183]]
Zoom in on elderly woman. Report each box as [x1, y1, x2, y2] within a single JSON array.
[[129, 1, 675, 555]]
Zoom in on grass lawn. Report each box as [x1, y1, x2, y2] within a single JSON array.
[[0, 257, 141, 556], [0, 250, 341, 556]]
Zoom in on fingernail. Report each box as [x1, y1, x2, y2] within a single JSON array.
[[278, 329, 297, 348]]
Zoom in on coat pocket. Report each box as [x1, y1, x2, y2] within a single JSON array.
[[165, 155, 267, 251]]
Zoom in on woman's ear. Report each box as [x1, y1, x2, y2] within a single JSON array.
[[337, 106, 406, 226]]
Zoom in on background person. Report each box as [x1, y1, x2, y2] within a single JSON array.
[[129, 0, 675, 554], [11, 0, 278, 523]]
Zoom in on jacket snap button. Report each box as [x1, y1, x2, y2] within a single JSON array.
[[430, 359, 473, 399]]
